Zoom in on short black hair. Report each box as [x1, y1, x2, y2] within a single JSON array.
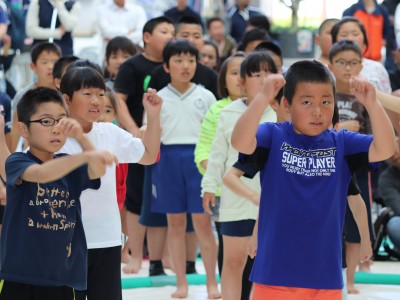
[[105, 36, 137, 61], [206, 17, 223, 30], [240, 51, 277, 79], [162, 39, 199, 67], [60, 66, 106, 99], [254, 41, 282, 58], [283, 60, 336, 105], [329, 40, 362, 63], [30, 42, 61, 64], [331, 17, 368, 54], [248, 15, 270, 33], [66, 59, 104, 76], [275, 87, 284, 104], [217, 52, 246, 98], [142, 16, 174, 46], [53, 55, 79, 80], [176, 16, 203, 34], [237, 28, 270, 52], [17, 87, 67, 125], [318, 18, 339, 34]]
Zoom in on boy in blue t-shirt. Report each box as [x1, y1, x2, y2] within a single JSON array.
[[231, 60, 395, 300], [0, 87, 117, 300]]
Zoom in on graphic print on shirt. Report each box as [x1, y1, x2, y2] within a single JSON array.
[[27, 183, 76, 244], [337, 100, 358, 120], [280, 142, 337, 177]]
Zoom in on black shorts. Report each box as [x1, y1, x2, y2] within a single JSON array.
[[0, 280, 74, 300], [345, 169, 375, 243], [124, 163, 144, 215], [75, 246, 122, 300], [221, 219, 256, 237], [0, 205, 5, 224]]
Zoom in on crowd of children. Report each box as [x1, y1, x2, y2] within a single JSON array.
[[0, 7, 399, 300]]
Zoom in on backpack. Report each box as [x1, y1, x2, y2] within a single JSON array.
[[372, 207, 400, 261]]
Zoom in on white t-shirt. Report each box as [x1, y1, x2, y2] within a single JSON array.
[[157, 83, 216, 145], [59, 122, 145, 249]]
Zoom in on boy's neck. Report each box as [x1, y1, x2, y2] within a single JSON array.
[[317, 55, 329, 67], [363, 0, 375, 10], [170, 81, 193, 94], [177, 3, 187, 11], [336, 81, 351, 94], [36, 79, 55, 90], [29, 148, 54, 163], [143, 49, 163, 63]]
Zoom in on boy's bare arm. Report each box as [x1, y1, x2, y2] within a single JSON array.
[[223, 167, 260, 206], [0, 114, 10, 180], [116, 92, 140, 135], [231, 74, 285, 154], [138, 89, 162, 165], [347, 194, 372, 263], [350, 76, 396, 162], [376, 89, 400, 114]]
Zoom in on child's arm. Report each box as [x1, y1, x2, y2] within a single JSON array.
[[231, 74, 285, 154], [347, 194, 373, 263], [203, 192, 216, 215], [115, 92, 140, 136], [0, 113, 10, 180], [350, 76, 396, 162], [248, 214, 258, 259], [138, 88, 162, 165], [375, 89, 400, 114], [223, 167, 260, 206]]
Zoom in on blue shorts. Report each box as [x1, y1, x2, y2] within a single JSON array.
[[140, 165, 195, 231], [151, 144, 203, 214], [220, 219, 256, 237]]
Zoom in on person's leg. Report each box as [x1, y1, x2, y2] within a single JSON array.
[[185, 215, 199, 274], [84, 247, 122, 300], [345, 242, 360, 294], [147, 226, 168, 276], [214, 220, 224, 276], [123, 212, 146, 274], [192, 213, 221, 299], [120, 206, 130, 264], [167, 213, 188, 298], [0, 280, 32, 300], [241, 255, 254, 300], [221, 235, 249, 300]]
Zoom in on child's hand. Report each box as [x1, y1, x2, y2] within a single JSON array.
[[203, 192, 216, 215], [260, 74, 285, 106], [87, 150, 118, 166], [350, 75, 376, 108], [338, 120, 360, 132], [133, 125, 147, 139], [360, 240, 373, 263], [247, 233, 257, 259], [56, 118, 84, 140], [143, 88, 162, 118]]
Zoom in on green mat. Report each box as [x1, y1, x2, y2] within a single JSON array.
[[121, 272, 400, 289]]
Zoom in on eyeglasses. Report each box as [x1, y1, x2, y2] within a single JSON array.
[[28, 117, 64, 127], [334, 59, 362, 68]]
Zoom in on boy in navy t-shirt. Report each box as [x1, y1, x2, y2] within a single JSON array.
[[231, 60, 395, 300], [0, 87, 116, 300]]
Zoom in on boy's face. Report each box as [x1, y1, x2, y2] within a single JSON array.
[[242, 70, 270, 101], [208, 21, 224, 42], [30, 51, 60, 87], [164, 53, 197, 85], [315, 22, 335, 57], [145, 22, 175, 56], [20, 102, 67, 155], [106, 50, 132, 78], [329, 50, 362, 85], [244, 40, 264, 53], [176, 24, 204, 51], [64, 87, 106, 131], [285, 82, 335, 136], [225, 56, 243, 100]]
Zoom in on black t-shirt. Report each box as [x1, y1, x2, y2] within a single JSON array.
[[113, 54, 161, 127], [149, 63, 219, 99]]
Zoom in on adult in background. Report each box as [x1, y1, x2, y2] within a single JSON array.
[[97, 0, 147, 47], [343, 0, 391, 62], [26, 0, 81, 55], [226, 0, 264, 44], [206, 17, 237, 64], [164, 0, 203, 29]]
